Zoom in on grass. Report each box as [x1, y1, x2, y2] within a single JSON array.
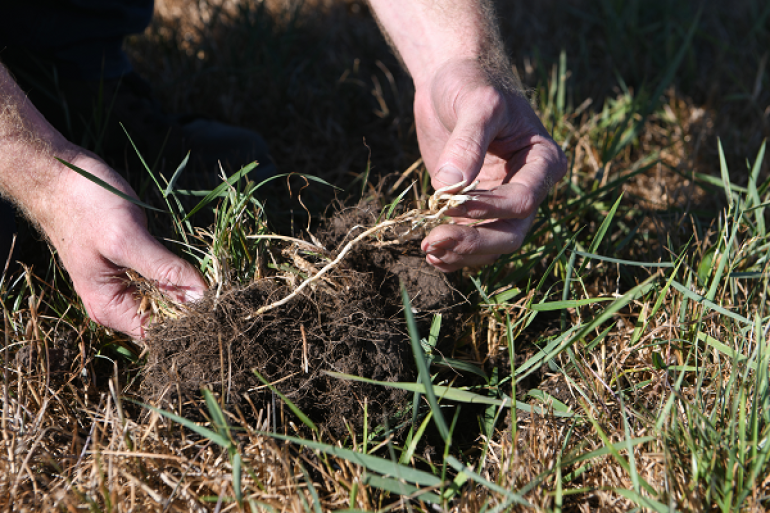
[[2, 0, 770, 511]]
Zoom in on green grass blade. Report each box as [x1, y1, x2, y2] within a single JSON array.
[[612, 489, 669, 513], [718, 138, 734, 209], [325, 371, 508, 407], [231, 451, 243, 505], [585, 412, 657, 496], [133, 400, 230, 448], [749, 141, 767, 235], [617, 392, 639, 495], [202, 388, 230, 438], [400, 411, 433, 465], [562, 433, 657, 467], [262, 432, 443, 488], [515, 326, 581, 382], [253, 369, 318, 433], [526, 390, 573, 416], [183, 163, 256, 220], [120, 123, 158, 179], [427, 313, 442, 349], [299, 465, 322, 513], [689, 171, 749, 194], [164, 151, 190, 198], [572, 250, 675, 268], [531, 297, 615, 311], [588, 193, 624, 255], [55, 158, 166, 213], [670, 281, 751, 325], [431, 355, 488, 380], [696, 332, 756, 370], [325, 371, 576, 418], [361, 474, 442, 504], [383, 182, 413, 221], [401, 284, 450, 442], [729, 272, 770, 279], [446, 456, 530, 507]]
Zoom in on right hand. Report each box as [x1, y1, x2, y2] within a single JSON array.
[[39, 152, 207, 338]]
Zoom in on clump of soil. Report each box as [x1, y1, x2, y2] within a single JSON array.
[[142, 205, 466, 437]]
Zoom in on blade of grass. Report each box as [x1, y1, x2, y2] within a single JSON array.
[[324, 371, 576, 418], [399, 410, 433, 465], [531, 297, 616, 311], [55, 158, 165, 213], [133, 400, 230, 448], [671, 281, 751, 325], [572, 250, 675, 268], [401, 283, 450, 442], [299, 465, 322, 513], [253, 369, 318, 434], [262, 432, 442, 488], [202, 388, 231, 438], [183, 163, 257, 220], [163, 151, 191, 198], [361, 474, 442, 504], [748, 141, 767, 235], [718, 138, 735, 209], [446, 456, 530, 507], [584, 406, 658, 497]]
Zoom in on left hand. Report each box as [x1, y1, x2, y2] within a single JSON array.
[[415, 59, 567, 271]]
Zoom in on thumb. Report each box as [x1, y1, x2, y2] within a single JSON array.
[[431, 101, 502, 189], [124, 233, 208, 304]]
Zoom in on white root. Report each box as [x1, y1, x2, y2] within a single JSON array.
[[247, 180, 479, 319]]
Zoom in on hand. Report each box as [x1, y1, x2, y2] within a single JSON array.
[[40, 153, 207, 338], [415, 59, 568, 271]]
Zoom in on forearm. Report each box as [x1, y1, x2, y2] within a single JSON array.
[[0, 63, 77, 229], [367, 0, 520, 92]]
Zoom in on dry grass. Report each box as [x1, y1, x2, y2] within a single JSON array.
[[2, 0, 770, 511]]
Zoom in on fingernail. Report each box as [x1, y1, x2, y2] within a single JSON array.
[[184, 288, 205, 302], [435, 165, 464, 186], [425, 237, 456, 252], [426, 254, 445, 266], [425, 247, 447, 260]]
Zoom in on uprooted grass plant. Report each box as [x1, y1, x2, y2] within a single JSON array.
[[2, 0, 770, 511]]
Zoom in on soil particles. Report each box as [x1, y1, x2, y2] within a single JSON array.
[[142, 205, 466, 437]]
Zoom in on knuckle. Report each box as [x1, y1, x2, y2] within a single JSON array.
[[99, 228, 131, 263], [513, 190, 538, 218], [454, 228, 482, 255], [447, 134, 484, 161], [554, 148, 569, 179], [153, 261, 188, 287]]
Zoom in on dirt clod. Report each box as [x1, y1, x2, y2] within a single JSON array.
[[142, 207, 465, 437]]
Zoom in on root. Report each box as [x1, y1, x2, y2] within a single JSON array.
[[248, 180, 478, 319]]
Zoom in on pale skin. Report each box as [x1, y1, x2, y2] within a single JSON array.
[[0, 64, 207, 338], [369, 0, 568, 271], [0, 0, 565, 336]]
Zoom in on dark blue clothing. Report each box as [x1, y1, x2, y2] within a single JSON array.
[[0, 0, 154, 80], [0, 1, 155, 263]]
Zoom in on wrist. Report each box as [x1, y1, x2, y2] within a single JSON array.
[[368, 0, 518, 92]]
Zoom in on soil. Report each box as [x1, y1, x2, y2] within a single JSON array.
[[141, 204, 467, 437]]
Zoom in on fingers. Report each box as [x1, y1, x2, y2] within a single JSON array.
[[118, 231, 208, 305], [80, 274, 148, 339], [431, 88, 504, 188], [78, 220, 207, 339], [421, 215, 535, 272]]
